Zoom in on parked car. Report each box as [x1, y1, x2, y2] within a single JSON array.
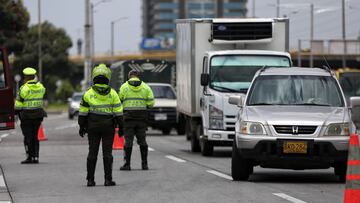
[[148, 83, 180, 135], [229, 67, 359, 182], [68, 92, 83, 119]]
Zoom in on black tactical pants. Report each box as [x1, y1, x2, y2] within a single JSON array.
[[124, 120, 148, 148], [20, 119, 42, 158], [86, 127, 115, 180]]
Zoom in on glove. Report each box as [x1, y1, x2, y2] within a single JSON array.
[[79, 127, 87, 138]]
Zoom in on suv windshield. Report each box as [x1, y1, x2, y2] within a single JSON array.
[[248, 75, 344, 107], [150, 85, 176, 99], [210, 55, 290, 92]]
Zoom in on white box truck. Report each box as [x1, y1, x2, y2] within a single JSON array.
[[176, 18, 292, 156]]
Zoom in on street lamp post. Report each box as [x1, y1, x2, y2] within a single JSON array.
[[110, 17, 128, 63], [341, 0, 347, 68], [38, 0, 42, 82]]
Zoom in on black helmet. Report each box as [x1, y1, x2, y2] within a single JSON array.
[[128, 70, 141, 79]]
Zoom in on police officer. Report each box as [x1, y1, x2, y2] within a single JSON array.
[[119, 70, 154, 171], [15, 67, 46, 164], [78, 64, 123, 187]]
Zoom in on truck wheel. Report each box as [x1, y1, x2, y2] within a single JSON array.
[[200, 139, 213, 156], [177, 115, 186, 135], [162, 128, 171, 135], [334, 163, 347, 183], [185, 119, 191, 141], [191, 135, 201, 152], [231, 141, 251, 181]]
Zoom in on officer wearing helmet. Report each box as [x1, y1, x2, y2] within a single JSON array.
[[15, 67, 46, 164], [119, 70, 154, 171], [78, 64, 123, 187]]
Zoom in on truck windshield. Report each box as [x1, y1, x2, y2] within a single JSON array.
[[150, 85, 176, 99], [210, 55, 290, 92], [339, 72, 360, 98], [247, 75, 344, 107]]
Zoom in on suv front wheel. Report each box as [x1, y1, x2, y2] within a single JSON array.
[[231, 141, 252, 181]]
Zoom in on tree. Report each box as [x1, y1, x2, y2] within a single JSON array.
[[14, 21, 78, 101], [0, 0, 30, 54]]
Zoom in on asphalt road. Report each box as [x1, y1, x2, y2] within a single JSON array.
[[0, 114, 346, 203]]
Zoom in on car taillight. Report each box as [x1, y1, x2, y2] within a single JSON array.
[[6, 121, 14, 129]]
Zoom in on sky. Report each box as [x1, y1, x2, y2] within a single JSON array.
[[23, 0, 360, 55]]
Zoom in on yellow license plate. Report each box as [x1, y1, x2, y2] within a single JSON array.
[[283, 141, 307, 154]]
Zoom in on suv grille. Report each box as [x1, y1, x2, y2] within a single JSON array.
[[211, 22, 272, 41], [274, 125, 317, 135], [148, 107, 177, 122]]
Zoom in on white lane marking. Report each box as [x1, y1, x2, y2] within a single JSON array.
[[46, 114, 67, 121], [165, 155, 186, 163], [54, 123, 77, 130], [273, 193, 307, 203], [0, 201, 12, 203], [206, 170, 233, 180], [148, 147, 155, 152], [0, 134, 9, 138], [0, 175, 5, 187]]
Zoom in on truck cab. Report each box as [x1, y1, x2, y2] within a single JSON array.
[[0, 48, 15, 130], [199, 50, 291, 155]]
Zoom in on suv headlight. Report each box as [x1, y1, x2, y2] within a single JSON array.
[[240, 121, 266, 135], [209, 105, 223, 130], [325, 123, 350, 136]]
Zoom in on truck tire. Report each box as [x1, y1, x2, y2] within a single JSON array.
[[200, 139, 213, 156], [231, 141, 252, 181], [177, 115, 186, 135], [185, 119, 191, 141], [199, 125, 213, 156], [162, 128, 171, 135], [191, 123, 201, 152], [191, 135, 201, 152], [334, 163, 347, 183]]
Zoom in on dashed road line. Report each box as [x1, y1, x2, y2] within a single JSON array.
[[0, 175, 5, 187], [54, 123, 77, 130], [165, 155, 186, 163], [148, 147, 155, 152], [0, 201, 12, 203], [206, 170, 233, 180], [273, 193, 307, 203]]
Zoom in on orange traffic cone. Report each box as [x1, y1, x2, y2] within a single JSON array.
[[113, 128, 124, 150], [37, 124, 48, 141], [344, 134, 360, 203]]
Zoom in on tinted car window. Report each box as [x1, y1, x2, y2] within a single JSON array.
[[150, 85, 176, 99], [248, 75, 344, 107]]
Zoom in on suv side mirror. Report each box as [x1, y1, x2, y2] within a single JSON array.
[[228, 95, 245, 107], [350, 97, 360, 108], [201, 73, 209, 86]]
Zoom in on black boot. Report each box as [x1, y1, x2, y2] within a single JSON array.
[[21, 157, 33, 164], [140, 146, 148, 170], [103, 157, 116, 186], [86, 158, 97, 187], [120, 147, 132, 171], [32, 157, 39, 164], [87, 179, 96, 187]]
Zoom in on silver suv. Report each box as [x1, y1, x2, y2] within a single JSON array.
[[229, 67, 360, 182]]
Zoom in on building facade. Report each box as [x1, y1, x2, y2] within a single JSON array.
[[141, 0, 247, 49]]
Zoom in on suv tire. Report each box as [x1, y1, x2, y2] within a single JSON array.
[[231, 141, 252, 181], [334, 163, 347, 183]]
